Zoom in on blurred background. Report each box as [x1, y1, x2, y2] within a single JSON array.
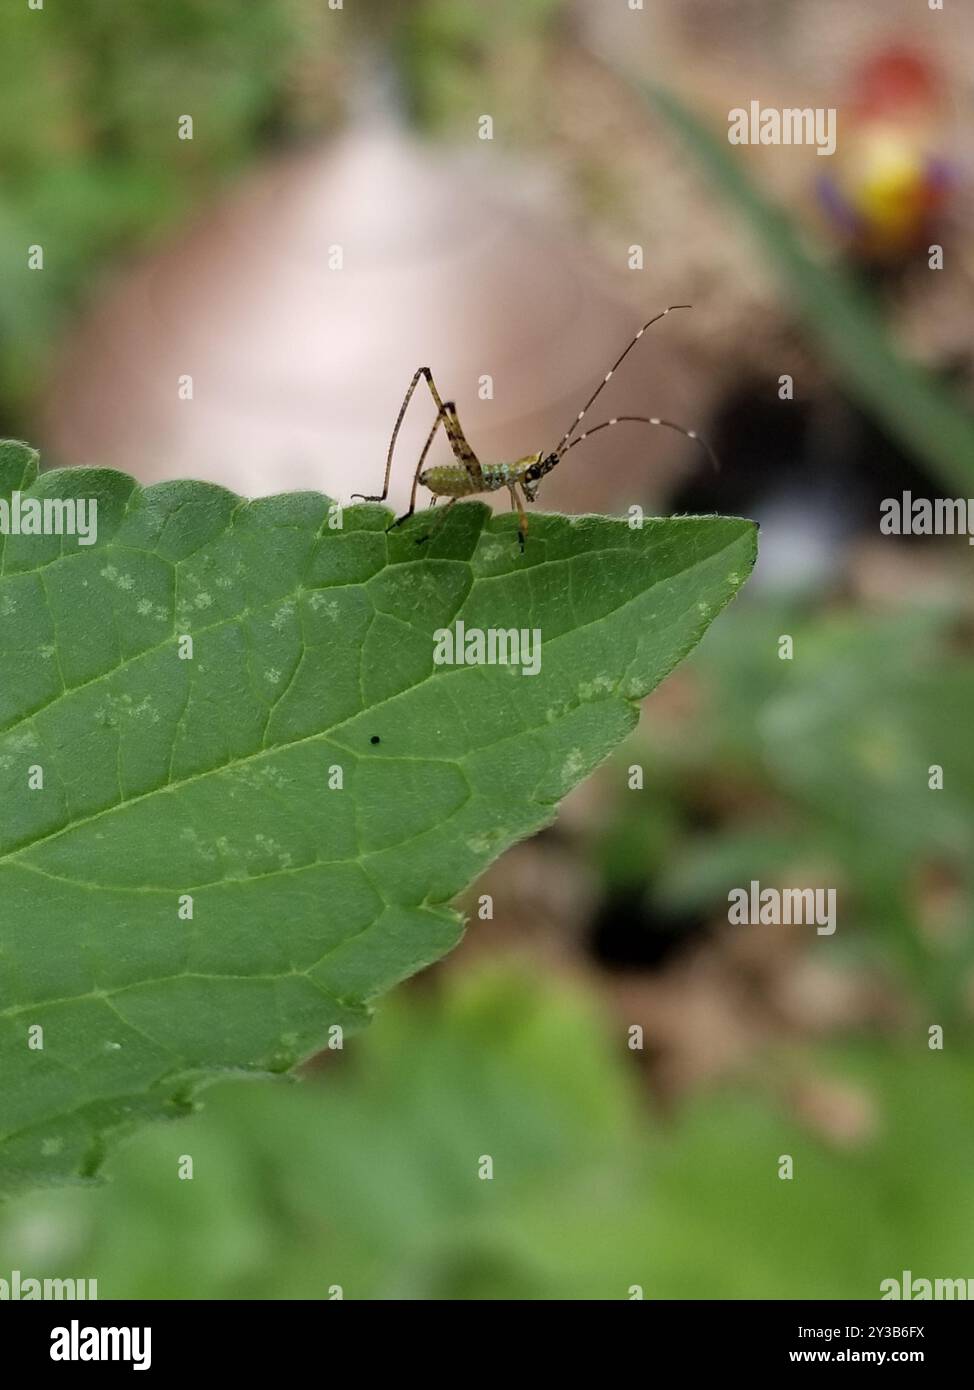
[[1, 0, 973, 1298]]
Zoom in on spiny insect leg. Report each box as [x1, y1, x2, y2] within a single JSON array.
[[388, 400, 454, 530], [391, 399, 483, 533], [353, 367, 425, 503], [441, 407, 482, 483], [353, 366, 454, 504]]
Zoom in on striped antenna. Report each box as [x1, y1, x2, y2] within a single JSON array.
[[562, 415, 720, 473], [556, 305, 692, 453]]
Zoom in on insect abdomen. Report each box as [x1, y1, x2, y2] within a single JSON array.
[[420, 465, 483, 497]]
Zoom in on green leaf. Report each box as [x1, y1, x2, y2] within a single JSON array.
[[0, 440, 755, 1196]]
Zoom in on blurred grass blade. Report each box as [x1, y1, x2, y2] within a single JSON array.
[[635, 79, 974, 492]]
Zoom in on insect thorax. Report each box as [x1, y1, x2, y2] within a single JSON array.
[[480, 454, 543, 493]]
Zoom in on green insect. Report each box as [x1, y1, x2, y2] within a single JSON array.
[[353, 305, 717, 551]]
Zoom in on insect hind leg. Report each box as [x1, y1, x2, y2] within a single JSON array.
[[353, 366, 431, 504], [390, 398, 482, 534], [353, 368, 480, 509], [388, 400, 454, 531]]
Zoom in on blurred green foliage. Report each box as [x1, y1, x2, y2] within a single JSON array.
[[596, 596, 974, 1020], [0, 963, 969, 1299], [0, 0, 318, 422], [394, 0, 560, 132]]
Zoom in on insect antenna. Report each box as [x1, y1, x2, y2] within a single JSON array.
[[555, 304, 692, 454], [562, 415, 720, 473]]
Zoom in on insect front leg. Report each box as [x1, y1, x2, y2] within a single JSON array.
[[508, 485, 529, 554]]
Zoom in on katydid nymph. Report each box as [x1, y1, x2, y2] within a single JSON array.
[[353, 305, 717, 551]]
